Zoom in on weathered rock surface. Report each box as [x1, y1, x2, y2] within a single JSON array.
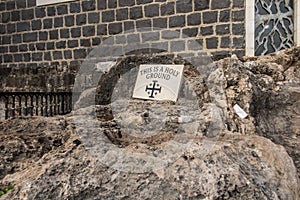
[[0, 47, 300, 199], [0, 116, 298, 199]]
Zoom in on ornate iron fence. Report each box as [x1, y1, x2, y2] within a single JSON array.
[[0, 92, 73, 119]]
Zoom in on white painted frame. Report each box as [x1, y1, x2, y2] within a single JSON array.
[[245, 0, 300, 56], [295, 0, 300, 46], [37, 0, 76, 6]]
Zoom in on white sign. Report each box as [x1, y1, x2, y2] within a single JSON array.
[[37, 0, 76, 6], [132, 64, 184, 102]]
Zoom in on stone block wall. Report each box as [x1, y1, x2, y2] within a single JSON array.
[[0, 0, 245, 91]]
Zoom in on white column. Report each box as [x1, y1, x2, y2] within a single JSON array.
[[245, 0, 255, 56], [295, 0, 300, 46]]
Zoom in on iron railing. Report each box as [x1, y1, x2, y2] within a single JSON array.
[[0, 92, 73, 119]]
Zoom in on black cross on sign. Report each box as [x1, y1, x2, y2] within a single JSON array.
[[145, 81, 162, 98]]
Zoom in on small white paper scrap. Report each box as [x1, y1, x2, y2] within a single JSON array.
[[233, 104, 248, 119]]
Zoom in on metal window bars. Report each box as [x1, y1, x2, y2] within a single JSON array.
[[0, 92, 73, 119]]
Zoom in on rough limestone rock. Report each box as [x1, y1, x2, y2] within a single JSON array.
[[0, 47, 300, 199]]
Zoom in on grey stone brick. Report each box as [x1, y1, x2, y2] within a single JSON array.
[[50, 30, 59, 40], [119, 0, 135, 7], [6, 1, 15, 10], [27, 0, 36, 8], [16, 1, 26, 9], [71, 27, 81, 38], [4, 54, 13, 62], [32, 52, 43, 61], [17, 22, 30, 32], [194, 0, 209, 11], [97, 24, 107, 35], [70, 2, 81, 13], [187, 13, 201, 26], [53, 51, 63, 60], [35, 7, 46, 18], [2, 12, 10, 23], [127, 33, 140, 43], [220, 36, 230, 48], [9, 46, 18, 53], [176, 1, 192, 13], [13, 34, 22, 43], [211, 0, 230, 9], [108, 0, 117, 8], [233, 0, 244, 8], [32, 20, 42, 30], [115, 35, 126, 44], [183, 28, 198, 37], [136, 19, 151, 28], [1, 12, 10, 23], [153, 17, 167, 28], [124, 21, 134, 31], [23, 32, 38, 42], [22, 9, 34, 20], [130, 6, 143, 19], [232, 23, 244, 35], [83, 25, 96, 37], [9, 46, 19, 53], [19, 44, 28, 52], [2, 36, 11, 44], [206, 37, 218, 49], [0, 25, 5, 34], [116, 8, 128, 21], [144, 4, 159, 17], [80, 39, 91, 47], [162, 30, 180, 39], [212, 51, 230, 60], [82, 1, 96, 11], [68, 40, 79, 48], [56, 41, 66, 49], [0, 46, 8, 53], [60, 29, 70, 38], [43, 18, 53, 29], [97, 0, 106, 10], [137, 0, 153, 4], [14, 54, 23, 62], [36, 43, 46, 50], [202, 11, 217, 24], [57, 5, 68, 15], [11, 11, 20, 21], [232, 10, 245, 22], [24, 53, 31, 61], [216, 24, 230, 35], [76, 14, 87, 25], [233, 37, 245, 48], [142, 32, 160, 42], [39, 31, 48, 41], [88, 12, 100, 23], [102, 10, 115, 22], [74, 49, 87, 59], [219, 10, 230, 22], [169, 15, 185, 28], [64, 50, 72, 59], [29, 44, 35, 51], [170, 40, 185, 52], [200, 26, 213, 36], [92, 38, 101, 46], [54, 17, 64, 28], [108, 22, 122, 35], [161, 2, 174, 16], [47, 6, 56, 16], [65, 15, 75, 27]]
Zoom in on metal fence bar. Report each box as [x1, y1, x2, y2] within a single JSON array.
[[0, 92, 73, 119]]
